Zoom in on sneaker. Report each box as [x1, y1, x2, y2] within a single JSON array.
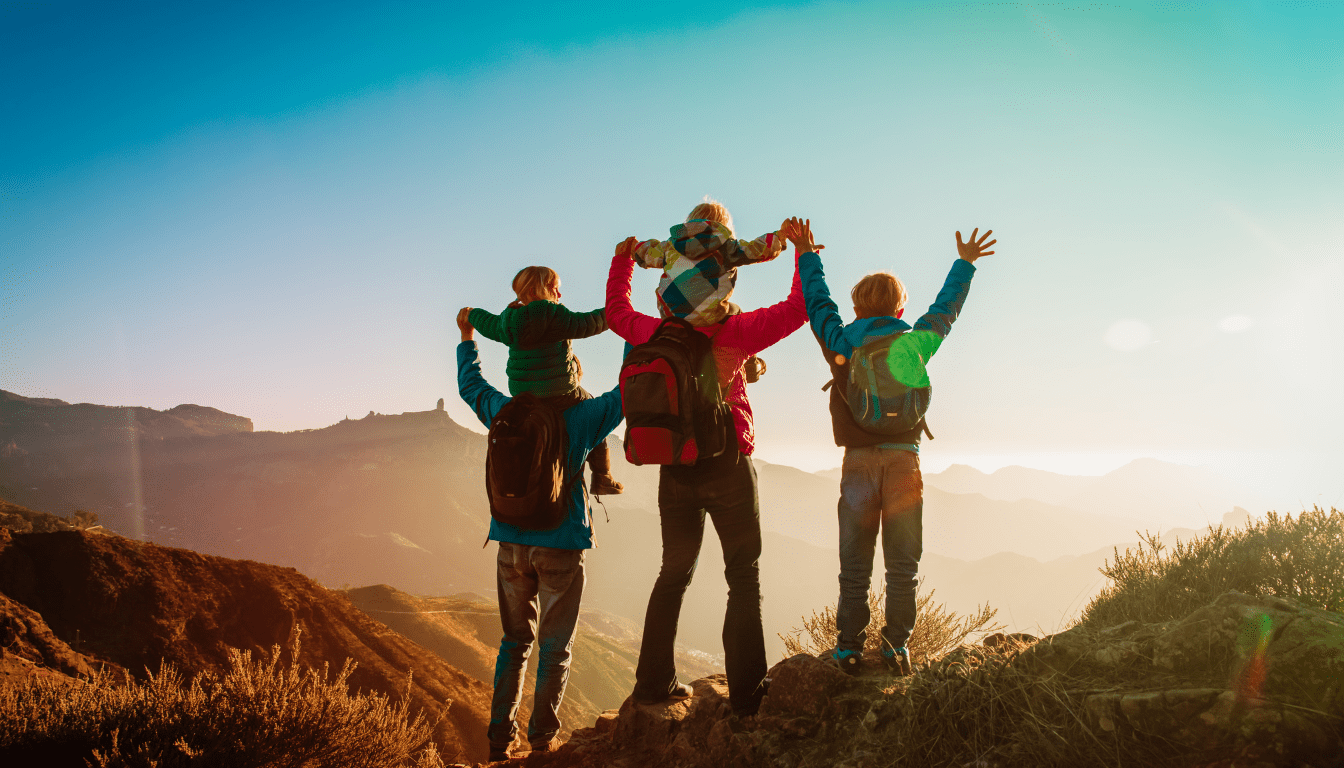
[[633, 681, 693, 705], [529, 736, 562, 753], [882, 646, 913, 676], [831, 648, 862, 676], [589, 474, 624, 496]]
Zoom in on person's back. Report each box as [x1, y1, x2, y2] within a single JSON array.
[[455, 307, 623, 759], [798, 227, 997, 676]]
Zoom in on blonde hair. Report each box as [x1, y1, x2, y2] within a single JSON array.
[[687, 196, 733, 234], [510, 266, 559, 308], [851, 272, 908, 319]]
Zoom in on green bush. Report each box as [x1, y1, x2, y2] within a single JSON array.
[[1081, 506, 1344, 628], [0, 634, 443, 768]]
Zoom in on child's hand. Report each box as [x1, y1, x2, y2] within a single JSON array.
[[457, 307, 474, 341], [784, 217, 824, 254], [616, 236, 639, 261], [955, 229, 996, 263]]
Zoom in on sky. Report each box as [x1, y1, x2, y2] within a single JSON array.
[[3, 1, 1341, 506]]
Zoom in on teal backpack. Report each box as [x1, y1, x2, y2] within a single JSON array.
[[842, 332, 932, 436]]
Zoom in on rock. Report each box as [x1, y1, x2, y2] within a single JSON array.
[[759, 653, 859, 719]]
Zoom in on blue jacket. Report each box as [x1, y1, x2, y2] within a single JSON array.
[[799, 253, 976, 448], [457, 341, 623, 549]]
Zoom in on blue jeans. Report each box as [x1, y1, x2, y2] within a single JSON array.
[[835, 446, 923, 653], [634, 450, 768, 717], [487, 542, 586, 750]]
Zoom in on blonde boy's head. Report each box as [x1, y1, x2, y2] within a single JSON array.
[[511, 266, 560, 307], [851, 272, 908, 319], [687, 196, 733, 234]]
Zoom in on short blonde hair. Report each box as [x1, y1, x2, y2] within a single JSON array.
[[851, 272, 908, 319], [687, 196, 733, 234], [510, 266, 559, 307]]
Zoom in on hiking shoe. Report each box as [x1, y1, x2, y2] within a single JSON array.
[[831, 648, 862, 676], [882, 646, 913, 676], [589, 474, 624, 496], [487, 745, 511, 762], [633, 681, 693, 705], [529, 736, 562, 753]]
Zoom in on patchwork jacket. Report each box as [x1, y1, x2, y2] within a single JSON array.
[[632, 220, 786, 326]]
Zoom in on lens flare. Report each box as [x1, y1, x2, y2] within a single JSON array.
[[1233, 611, 1272, 701]]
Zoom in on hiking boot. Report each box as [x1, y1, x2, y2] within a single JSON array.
[[882, 646, 913, 676], [633, 681, 693, 705], [830, 648, 862, 676], [487, 745, 511, 762], [589, 473, 624, 496], [529, 736, 562, 754]]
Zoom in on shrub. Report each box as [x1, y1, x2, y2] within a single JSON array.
[[779, 583, 1002, 664], [0, 633, 443, 768], [1081, 506, 1344, 628]]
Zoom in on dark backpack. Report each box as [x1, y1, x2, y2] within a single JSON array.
[[843, 331, 932, 436], [620, 317, 733, 465], [485, 393, 572, 530]]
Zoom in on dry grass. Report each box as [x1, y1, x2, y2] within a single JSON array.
[[779, 583, 1003, 665], [0, 632, 444, 768], [1082, 506, 1344, 628]]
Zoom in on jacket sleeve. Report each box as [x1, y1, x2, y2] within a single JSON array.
[[800, 251, 854, 358], [457, 341, 509, 427], [606, 250, 662, 345], [631, 239, 677, 270], [912, 259, 976, 341], [523, 304, 608, 346], [467, 308, 509, 345], [723, 249, 807, 356], [721, 231, 786, 269]]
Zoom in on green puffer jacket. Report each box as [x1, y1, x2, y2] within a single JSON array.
[[468, 301, 607, 397]]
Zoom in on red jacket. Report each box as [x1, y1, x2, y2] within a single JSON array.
[[606, 248, 806, 456]]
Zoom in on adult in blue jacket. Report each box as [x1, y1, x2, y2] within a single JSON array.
[[455, 307, 624, 761], [798, 224, 996, 676]]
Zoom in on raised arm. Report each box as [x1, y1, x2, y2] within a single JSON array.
[[606, 238, 662, 345], [520, 304, 608, 346], [631, 239, 676, 270], [721, 229, 786, 269], [721, 248, 807, 356], [456, 341, 509, 428], [467, 307, 509, 345], [799, 251, 852, 357]]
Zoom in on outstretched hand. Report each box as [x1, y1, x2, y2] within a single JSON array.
[[956, 229, 996, 263], [783, 217, 823, 254], [616, 236, 639, 261], [457, 307, 474, 341]]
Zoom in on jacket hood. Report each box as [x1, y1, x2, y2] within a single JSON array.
[[668, 219, 735, 259], [842, 316, 910, 349]]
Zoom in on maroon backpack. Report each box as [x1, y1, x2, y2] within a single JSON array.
[[619, 318, 733, 465], [485, 393, 571, 530]]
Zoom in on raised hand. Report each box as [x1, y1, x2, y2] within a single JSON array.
[[457, 307, 474, 341], [616, 236, 640, 261], [784, 217, 824, 254], [955, 228, 997, 263]]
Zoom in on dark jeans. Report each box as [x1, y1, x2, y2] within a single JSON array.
[[542, 387, 613, 477], [835, 446, 923, 653], [634, 450, 767, 716], [487, 542, 586, 750]]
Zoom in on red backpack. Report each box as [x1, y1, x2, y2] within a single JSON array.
[[619, 317, 733, 465], [485, 393, 571, 530]]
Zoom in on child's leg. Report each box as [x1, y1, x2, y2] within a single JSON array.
[[573, 387, 623, 495], [836, 447, 884, 653], [877, 450, 923, 652]]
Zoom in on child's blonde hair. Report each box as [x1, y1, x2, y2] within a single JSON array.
[[687, 196, 733, 234], [510, 266, 559, 308], [851, 272, 908, 319]]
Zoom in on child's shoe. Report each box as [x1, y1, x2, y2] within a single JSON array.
[[881, 646, 913, 676], [590, 473, 624, 496], [830, 648, 862, 676]]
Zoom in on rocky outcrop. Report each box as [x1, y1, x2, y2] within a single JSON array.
[[472, 592, 1344, 768]]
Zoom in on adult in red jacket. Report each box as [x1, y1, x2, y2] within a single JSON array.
[[606, 225, 808, 717]]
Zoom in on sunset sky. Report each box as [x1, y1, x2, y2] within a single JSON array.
[[3, 1, 1340, 506]]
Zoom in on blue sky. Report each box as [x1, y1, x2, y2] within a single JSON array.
[[3, 1, 1341, 503]]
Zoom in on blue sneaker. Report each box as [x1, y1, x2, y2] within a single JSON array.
[[881, 646, 912, 676], [831, 648, 862, 676]]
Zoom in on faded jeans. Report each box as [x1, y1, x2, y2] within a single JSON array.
[[835, 446, 923, 653], [634, 450, 768, 716], [488, 542, 586, 749]]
